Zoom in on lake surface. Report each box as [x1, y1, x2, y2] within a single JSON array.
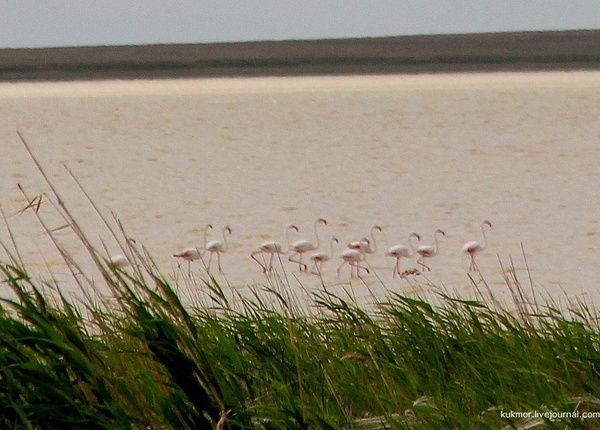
[[1, 71, 599, 307]]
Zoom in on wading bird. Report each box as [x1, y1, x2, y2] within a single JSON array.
[[416, 229, 445, 272], [462, 220, 492, 272], [337, 243, 371, 279], [385, 232, 421, 278], [348, 225, 382, 254], [288, 218, 327, 271], [205, 225, 232, 274], [309, 236, 338, 275], [173, 223, 213, 272], [251, 225, 298, 274], [173, 247, 202, 273]]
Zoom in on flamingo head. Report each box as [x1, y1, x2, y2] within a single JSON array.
[[347, 237, 370, 250], [317, 218, 327, 225], [224, 226, 232, 234], [436, 229, 446, 236], [287, 224, 299, 232], [483, 220, 492, 228], [409, 232, 421, 241]]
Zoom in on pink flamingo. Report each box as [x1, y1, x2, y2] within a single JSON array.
[[173, 223, 212, 272], [309, 236, 339, 275], [337, 246, 371, 278], [385, 232, 421, 278], [173, 247, 202, 273], [251, 225, 298, 274], [173, 248, 202, 262], [462, 220, 492, 272], [288, 218, 327, 271], [416, 229, 445, 272], [348, 225, 382, 254], [205, 225, 232, 274]]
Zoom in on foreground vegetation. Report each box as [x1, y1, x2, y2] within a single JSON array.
[[2, 136, 600, 429], [1, 252, 600, 429]]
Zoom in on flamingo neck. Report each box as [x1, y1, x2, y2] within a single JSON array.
[[328, 238, 337, 259], [221, 227, 230, 251], [480, 223, 488, 250], [286, 226, 297, 250], [369, 227, 379, 253], [408, 233, 420, 256], [313, 220, 322, 249], [434, 233, 441, 253], [204, 224, 213, 248]]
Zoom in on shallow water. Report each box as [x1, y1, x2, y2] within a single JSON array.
[[1, 72, 599, 306]]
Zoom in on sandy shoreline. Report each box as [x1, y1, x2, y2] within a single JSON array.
[[1, 30, 600, 81]]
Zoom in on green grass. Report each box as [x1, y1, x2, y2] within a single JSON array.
[[2, 251, 600, 429], [1, 134, 600, 429]]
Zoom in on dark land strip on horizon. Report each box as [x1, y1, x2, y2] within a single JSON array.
[[1, 30, 599, 81]]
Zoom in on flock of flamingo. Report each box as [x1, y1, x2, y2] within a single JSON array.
[[125, 219, 494, 279]]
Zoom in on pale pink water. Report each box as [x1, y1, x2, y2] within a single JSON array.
[[1, 72, 599, 306]]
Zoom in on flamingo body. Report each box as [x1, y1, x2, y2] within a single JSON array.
[[337, 248, 370, 278], [462, 241, 484, 254], [386, 245, 411, 259], [348, 225, 382, 254], [205, 226, 232, 273], [416, 229, 445, 272], [385, 232, 420, 278], [309, 236, 338, 275], [206, 240, 226, 252], [463, 220, 492, 272], [173, 247, 202, 274], [251, 241, 285, 273], [173, 247, 202, 262], [288, 218, 327, 271]]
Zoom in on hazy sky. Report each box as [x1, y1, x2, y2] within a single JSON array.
[[1, 1, 599, 48]]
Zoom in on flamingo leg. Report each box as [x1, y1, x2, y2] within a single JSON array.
[[289, 252, 308, 271], [217, 252, 223, 274], [207, 252, 214, 272], [349, 262, 356, 278], [469, 255, 478, 272], [392, 258, 400, 278], [417, 257, 431, 272], [355, 262, 370, 277], [299, 253, 306, 271], [336, 261, 347, 278], [251, 252, 267, 273], [311, 261, 321, 276], [268, 253, 275, 273]]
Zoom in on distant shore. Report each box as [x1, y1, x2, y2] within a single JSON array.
[[1, 30, 599, 81]]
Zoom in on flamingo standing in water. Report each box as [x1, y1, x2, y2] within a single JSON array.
[[337, 245, 371, 278], [462, 220, 492, 272], [416, 229, 445, 272], [348, 225, 382, 254], [173, 223, 212, 272], [205, 225, 232, 274], [288, 218, 327, 271], [309, 236, 338, 275], [251, 225, 298, 274], [385, 232, 421, 278], [173, 247, 202, 273]]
